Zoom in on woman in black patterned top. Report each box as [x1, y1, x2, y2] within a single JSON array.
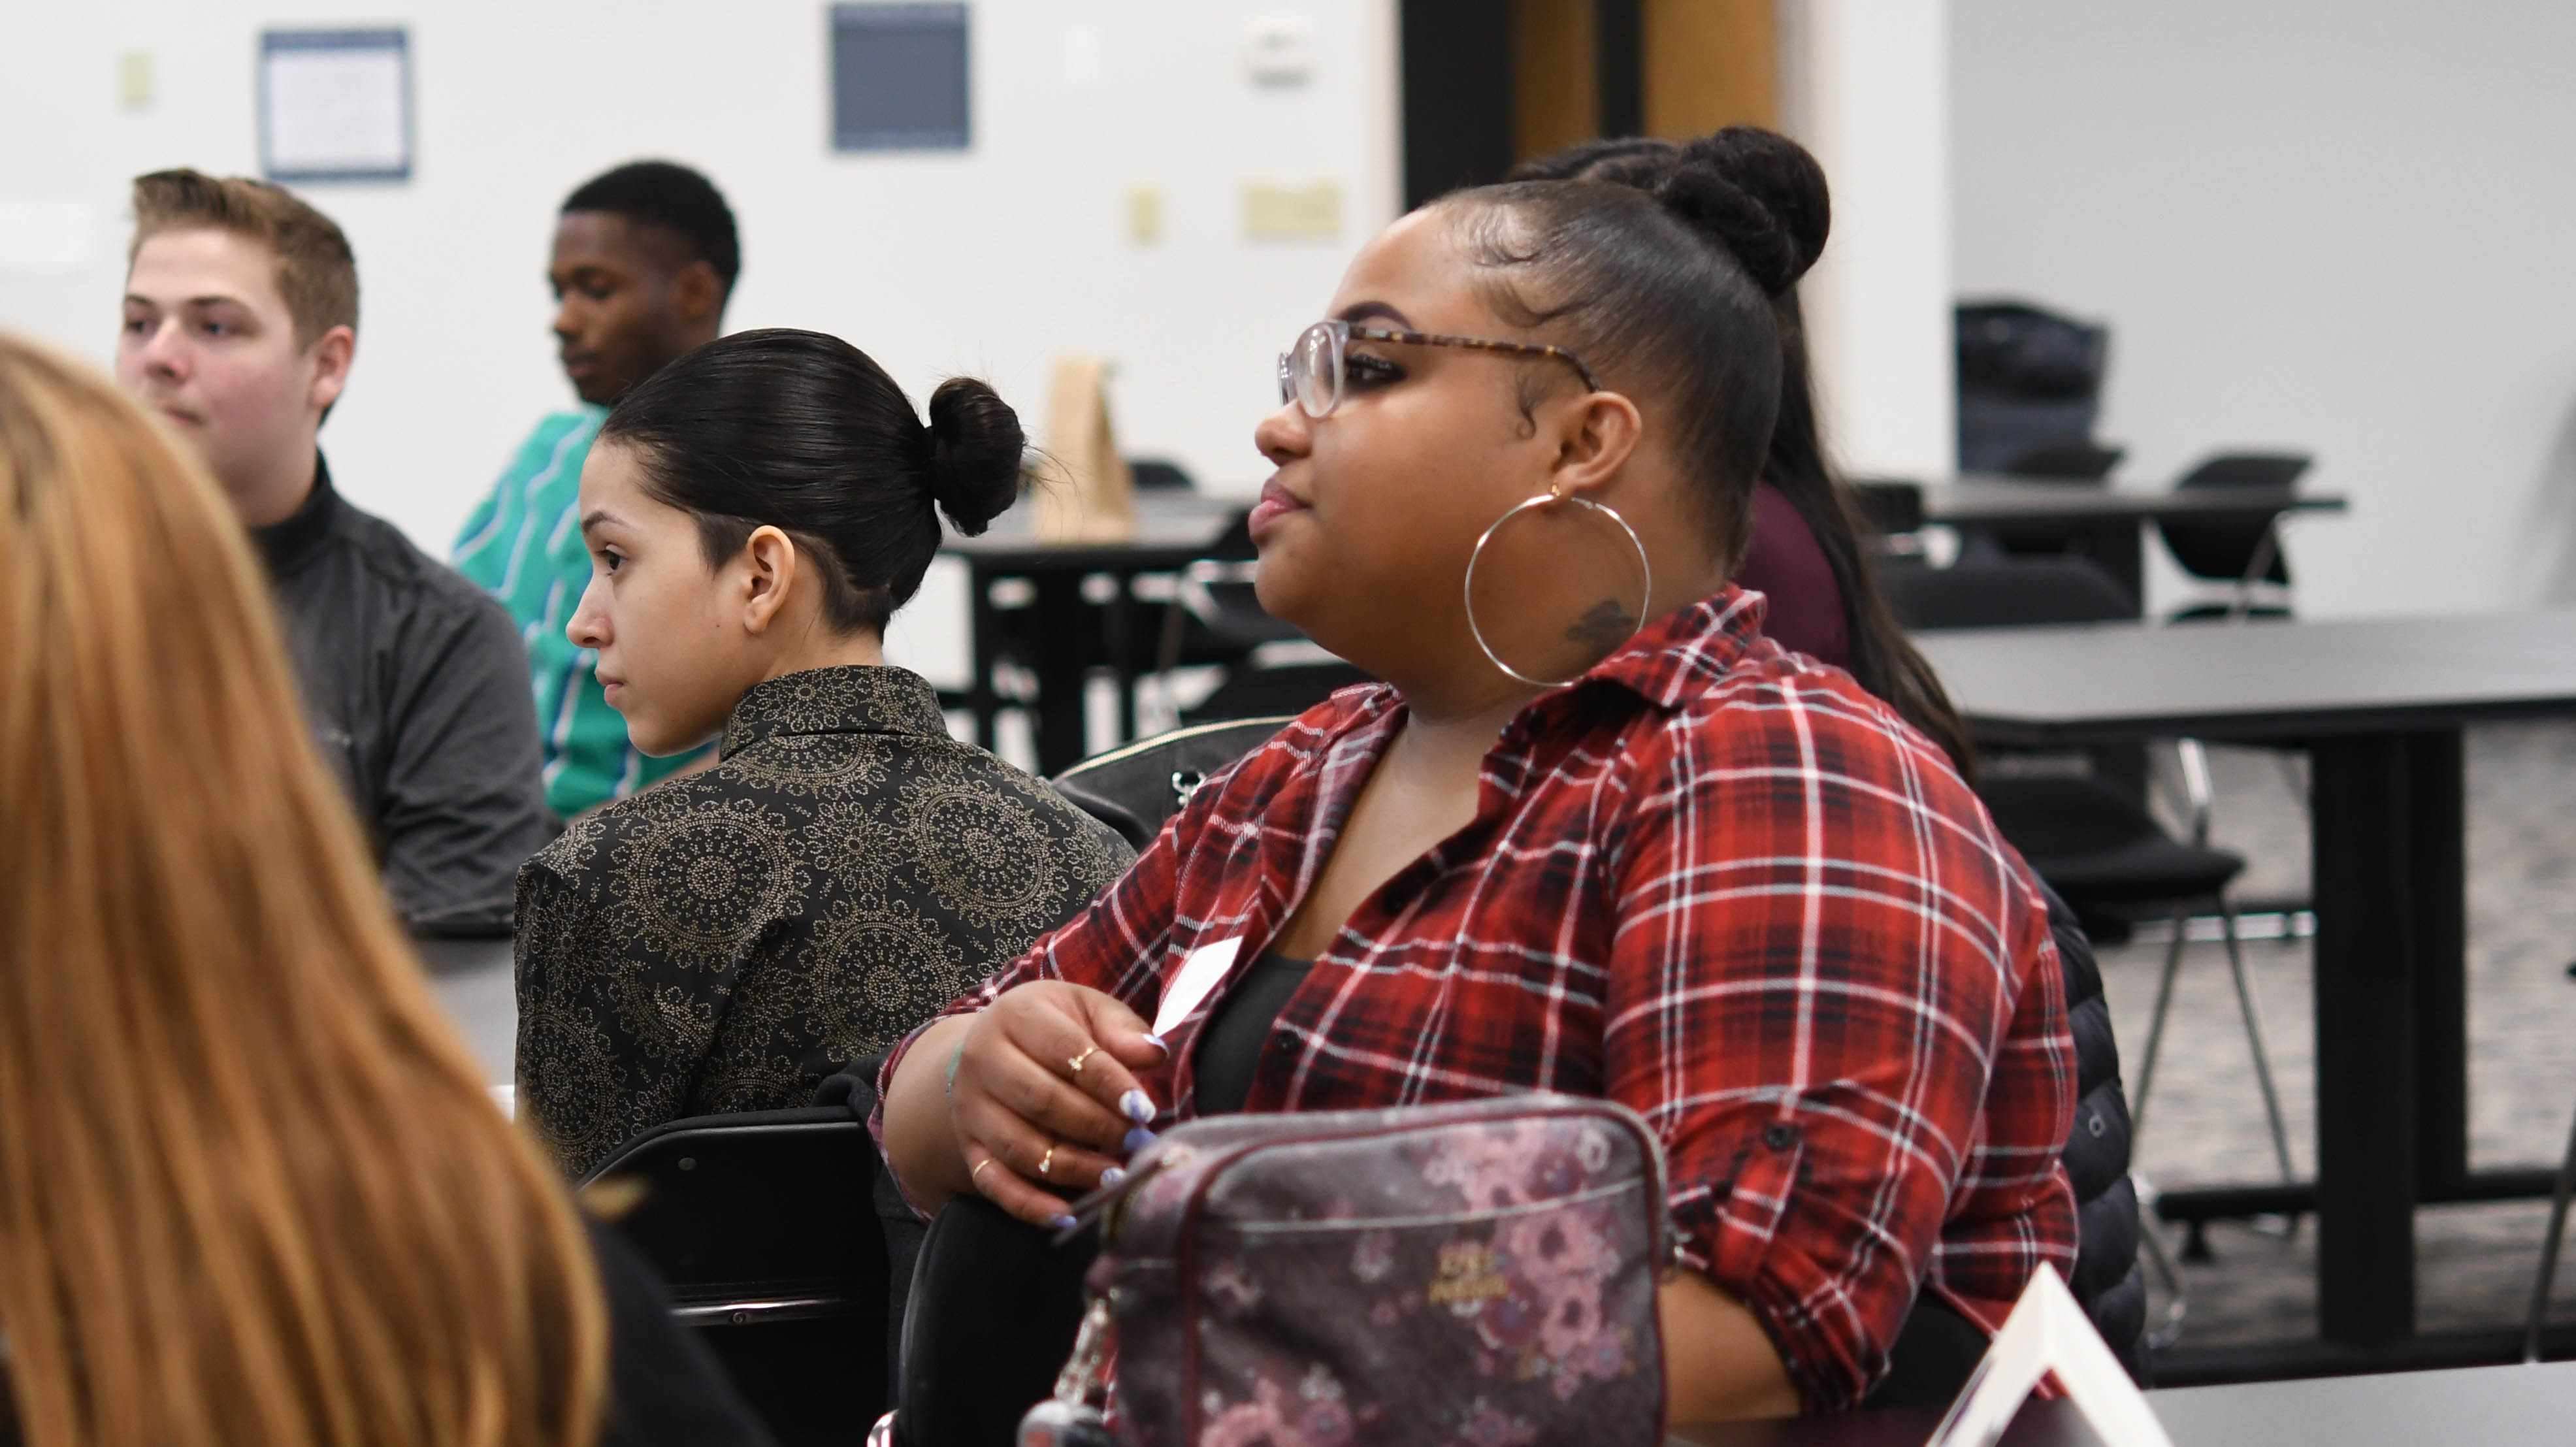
[[514, 329, 1133, 1177]]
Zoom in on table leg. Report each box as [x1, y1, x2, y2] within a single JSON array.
[[2409, 732, 2470, 1197], [2091, 521, 2145, 610], [966, 562, 1002, 751], [2309, 732, 2433, 1346], [1026, 572, 1094, 775], [1103, 571, 1139, 747]]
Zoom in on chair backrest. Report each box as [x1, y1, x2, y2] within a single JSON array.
[[2159, 451, 2311, 585], [1200, 508, 1258, 562], [1955, 300, 2111, 472], [1881, 559, 2137, 632], [1849, 478, 1926, 534], [2000, 438, 2125, 481], [1126, 457, 1196, 491], [583, 1108, 890, 1444], [2173, 451, 2311, 491], [892, 1198, 1097, 1447], [1051, 717, 1292, 851]]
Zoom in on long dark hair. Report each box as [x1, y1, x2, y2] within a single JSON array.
[[598, 327, 1024, 634], [1507, 131, 1976, 775]]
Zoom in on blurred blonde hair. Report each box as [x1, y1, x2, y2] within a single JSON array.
[[0, 333, 605, 1447]]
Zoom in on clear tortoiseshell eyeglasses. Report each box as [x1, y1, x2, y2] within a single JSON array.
[[1275, 319, 1602, 419]]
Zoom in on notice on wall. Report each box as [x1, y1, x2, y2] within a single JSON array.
[[260, 29, 412, 184]]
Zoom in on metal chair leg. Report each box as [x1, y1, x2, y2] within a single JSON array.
[[2524, 1096, 2576, 1361], [2130, 902, 2192, 1137], [2215, 896, 2297, 1184], [2136, 1180, 2192, 1352]]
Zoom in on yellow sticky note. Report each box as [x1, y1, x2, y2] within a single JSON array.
[[1243, 180, 1341, 241]]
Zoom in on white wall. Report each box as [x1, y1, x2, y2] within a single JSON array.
[[0, 1, 1399, 682], [1952, 1, 2576, 617], [1780, 0, 1958, 480]]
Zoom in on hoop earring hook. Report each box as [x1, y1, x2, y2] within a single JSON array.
[[1462, 489, 1653, 688]]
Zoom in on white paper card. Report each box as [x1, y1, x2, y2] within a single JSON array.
[[261, 31, 411, 182], [1154, 935, 1243, 1036], [1926, 1267, 2172, 1447]]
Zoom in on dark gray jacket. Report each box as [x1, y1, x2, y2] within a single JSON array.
[[252, 455, 553, 935]]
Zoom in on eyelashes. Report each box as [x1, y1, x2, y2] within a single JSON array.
[[1343, 353, 1402, 391]]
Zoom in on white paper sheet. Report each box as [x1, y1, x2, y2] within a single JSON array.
[[1927, 1267, 2174, 1447], [1154, 935, 1244, 1036], [262, 32, 410, 181]]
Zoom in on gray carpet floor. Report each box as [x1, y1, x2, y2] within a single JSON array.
[[2118, 723, 2576, 1348]]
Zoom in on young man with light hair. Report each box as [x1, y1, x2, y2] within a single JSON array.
[[116, 168, 551, 936]]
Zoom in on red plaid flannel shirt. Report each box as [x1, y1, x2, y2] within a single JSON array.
[[884, 588, 2076, 1410]]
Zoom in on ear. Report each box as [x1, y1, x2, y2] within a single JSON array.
[[738, 525, 801, 635], [670, 259, 724, 328], [306, 324, 356, 415], [1541, 388, 1644, 500]]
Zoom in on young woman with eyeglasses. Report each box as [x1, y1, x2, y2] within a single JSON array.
[[877, 129, 2076, 1422]]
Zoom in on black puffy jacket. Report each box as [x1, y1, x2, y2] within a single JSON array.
[[2043, 878, 2147, 1377]]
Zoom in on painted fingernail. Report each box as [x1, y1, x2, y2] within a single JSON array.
[[1120, 1089, 1157, 1124], [1100, 1166, 1128, 1188], [1051, 1214, 1079, 1231], [1124, 1127, 1157, 1155], [1142, 1032, 1169, 1053]]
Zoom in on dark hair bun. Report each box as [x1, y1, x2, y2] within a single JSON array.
[[1654, 127, 1831, 297], [1506, 134, 1678, 186], [924, 376, 1025, 536]]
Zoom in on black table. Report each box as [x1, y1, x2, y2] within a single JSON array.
[[1900, 476, 2347, 608], [1670, 1359, 2576, 1447], [1912, 611, 2576, 1367], [939, 492, 1241, 772], [942, 480, 2346, 773]]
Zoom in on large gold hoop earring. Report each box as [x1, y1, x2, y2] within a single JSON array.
[[1461, 484, 1653, 687]]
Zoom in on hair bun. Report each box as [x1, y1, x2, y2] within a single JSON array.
[[924, 377, 1026, 536], [1653, 127, 1830, 297]]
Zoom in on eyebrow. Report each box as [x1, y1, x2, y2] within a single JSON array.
[[121, 293, 250, 310], [1336, 301, 1414, 328], [580, 508, 628, 533]]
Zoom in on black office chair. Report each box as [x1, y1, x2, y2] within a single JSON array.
[[1126, 457, 1197, 492], [1888, 560, 2297, 1216], [1880, 557, 2138, 631], [2001, 438, 2127, 481], [1137, 513, 1373, 726], [1955, 300, 2111, 474], [880, 1199, 1096, 1447], [2159, 451, 2313, 623], [583, 1108, 890, 1447], [1052, 715, 1292, 850]]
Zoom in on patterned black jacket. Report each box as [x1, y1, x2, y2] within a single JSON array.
[[514, 664, 1133, 1177]]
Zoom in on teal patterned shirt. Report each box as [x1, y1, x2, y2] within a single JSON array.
[[453, 409, 705, 817]]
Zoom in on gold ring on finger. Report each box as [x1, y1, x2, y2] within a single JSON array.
[[1039, 1143, 1056, 1179], [1069, 1044, 1100, 1075], [970, 1157, 996, 1188]]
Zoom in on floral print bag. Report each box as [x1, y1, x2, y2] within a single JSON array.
[[1032, 1094, 1674, 1447]]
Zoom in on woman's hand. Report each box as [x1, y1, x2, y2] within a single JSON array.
[[883, 983, 1168, 1228]]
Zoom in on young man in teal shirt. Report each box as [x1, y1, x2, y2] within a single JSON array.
[[455, 161, 737, 816]]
